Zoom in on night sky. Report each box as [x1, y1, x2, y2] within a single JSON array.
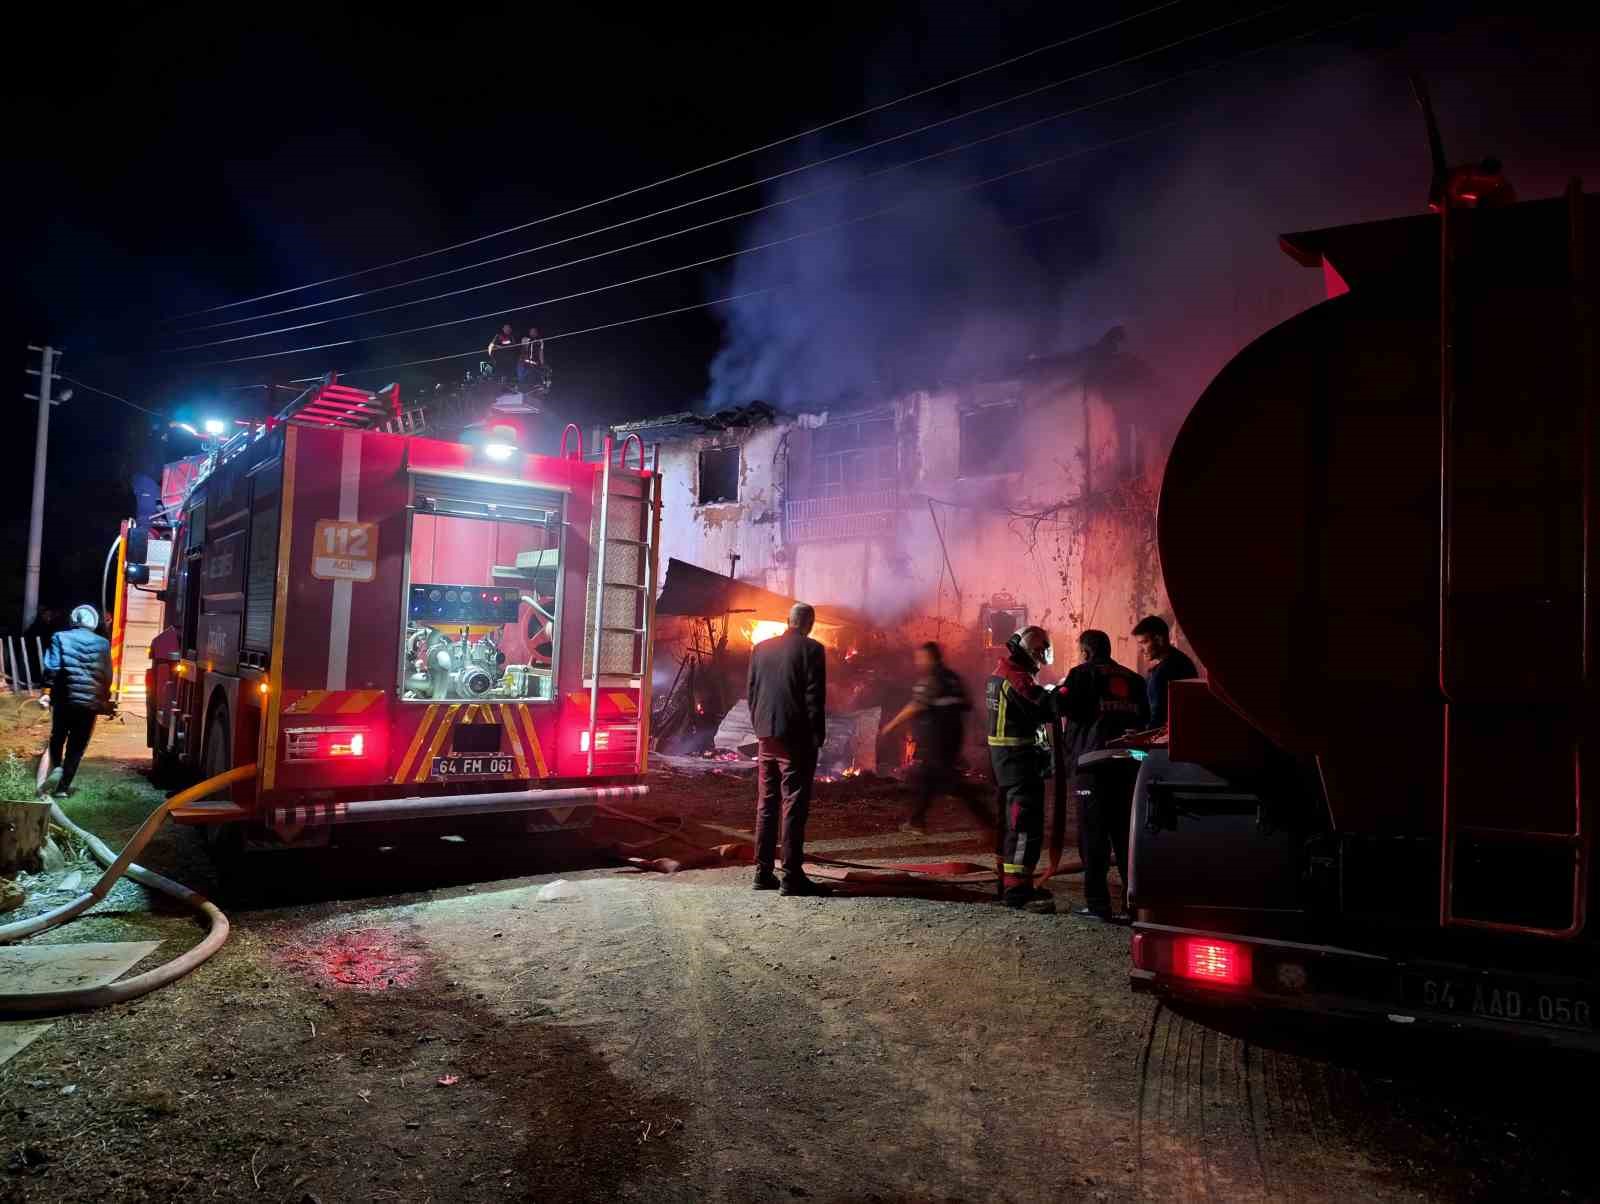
[[7, 2, 1597, 622]]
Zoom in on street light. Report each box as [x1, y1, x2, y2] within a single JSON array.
[[202, 418, 227, 436]]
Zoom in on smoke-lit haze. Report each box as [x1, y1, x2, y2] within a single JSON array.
[[706, 162, 1057, 407], [709, 28, 1599, 420]]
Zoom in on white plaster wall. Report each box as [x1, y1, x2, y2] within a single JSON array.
[[644, 380, 1172, 669], [653, 423, 788, 584]]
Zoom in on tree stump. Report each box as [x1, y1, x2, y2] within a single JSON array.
[[0, 800, 51, 874]]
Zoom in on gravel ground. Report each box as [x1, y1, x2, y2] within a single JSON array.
[[2, 736, 1598, 1202]]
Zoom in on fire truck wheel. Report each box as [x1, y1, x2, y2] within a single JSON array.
[[200, 707, 245, 870]]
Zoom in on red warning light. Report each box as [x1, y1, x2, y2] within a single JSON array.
[[1177, 938, 1250, 986]]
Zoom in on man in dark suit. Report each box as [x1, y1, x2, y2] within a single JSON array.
[[746, 603, 832, 897]]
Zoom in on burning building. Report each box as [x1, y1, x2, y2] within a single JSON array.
[[613, 328, 1178, 683]]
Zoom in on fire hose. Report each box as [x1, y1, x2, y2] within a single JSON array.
[[598, 788, 1084, 887], [0, 764, 254, 1014]]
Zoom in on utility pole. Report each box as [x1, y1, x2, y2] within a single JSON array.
[[22, 345, 59, 627]]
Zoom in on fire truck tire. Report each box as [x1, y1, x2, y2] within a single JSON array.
[[200, 707, 245, 869]]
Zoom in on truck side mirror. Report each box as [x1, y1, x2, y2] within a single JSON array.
[[126, 562, 150, 586]]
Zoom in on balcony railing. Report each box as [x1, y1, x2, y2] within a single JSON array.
[[784, 490, 899, 543]]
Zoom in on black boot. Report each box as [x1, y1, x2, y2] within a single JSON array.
[[779, 875, 834, 897]]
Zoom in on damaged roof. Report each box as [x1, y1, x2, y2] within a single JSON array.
[[655, 558, 866, 627], [612, 401, 779, 443]]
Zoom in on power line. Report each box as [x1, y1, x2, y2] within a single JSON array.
[[220, 6, 1371, 390], [281, 289, 777, 384], [195, 123, 1181, 369], [57, 375, 166, 419], [182, 0, 1359, 367], [172, 0, 1296, 349], [172, 121, 1176, 356], [273, 185, 1116, 387], [164, 1, 1188, 322]]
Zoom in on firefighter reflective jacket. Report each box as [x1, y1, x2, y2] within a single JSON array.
[[986, 652, 1056, 783]]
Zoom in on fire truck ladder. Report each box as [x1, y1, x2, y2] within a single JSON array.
[[273, 376, 402, 431], [585, 433, 661, 776], [1438, 182, 1596, 939]]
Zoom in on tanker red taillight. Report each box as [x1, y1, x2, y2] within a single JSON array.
[[1177, 938, 1251, 987]]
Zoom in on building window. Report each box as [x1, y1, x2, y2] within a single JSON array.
[[790, 416, 897, 500], [959, 402, 1021, 478], [699, 447, 740, 504]]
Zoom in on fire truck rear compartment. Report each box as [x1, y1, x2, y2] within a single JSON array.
[[135, 382, 661, 846]]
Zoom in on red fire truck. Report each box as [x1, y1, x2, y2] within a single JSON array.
[[116, 378, 660, 854]]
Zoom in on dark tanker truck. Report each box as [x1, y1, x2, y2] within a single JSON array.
[[1124, 182, 1600, 1044]]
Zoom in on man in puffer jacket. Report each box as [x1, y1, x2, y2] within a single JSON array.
[[35, 605, 112, 798]]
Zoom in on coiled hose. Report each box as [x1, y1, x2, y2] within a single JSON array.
[[0, 765, 254, 1014]]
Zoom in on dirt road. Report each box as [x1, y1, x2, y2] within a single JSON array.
[[2, 734, 1596, 1201]]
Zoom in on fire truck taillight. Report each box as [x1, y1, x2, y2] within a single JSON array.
[[578, 725, 638, 754], [257, 679, 270, 697], [285, 727, 370, 762]]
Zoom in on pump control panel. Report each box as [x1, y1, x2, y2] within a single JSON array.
[[408, 584, 522, 625]]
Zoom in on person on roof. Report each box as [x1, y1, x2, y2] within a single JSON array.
[[518, 326, 550, 393], [486, 323, 516, 379]]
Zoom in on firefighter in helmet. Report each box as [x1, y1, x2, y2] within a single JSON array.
[[986, 625, 1059, 911]]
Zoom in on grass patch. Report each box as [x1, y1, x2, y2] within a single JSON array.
[[56, 765, 166, 845], [0, 749, 34, 803]]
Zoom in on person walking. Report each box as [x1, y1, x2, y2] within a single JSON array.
[[986, 626, 1059, 911], [35, 605, 112, 799], [882, 642, 991, 834], [746, 603, 832, 896]]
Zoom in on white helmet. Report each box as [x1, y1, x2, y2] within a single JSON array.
[[70, 604, 99, 630]]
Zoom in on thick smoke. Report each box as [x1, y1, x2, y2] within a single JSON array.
[[706, 160, 1058, 408], [709, 33, 1600, 419]]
